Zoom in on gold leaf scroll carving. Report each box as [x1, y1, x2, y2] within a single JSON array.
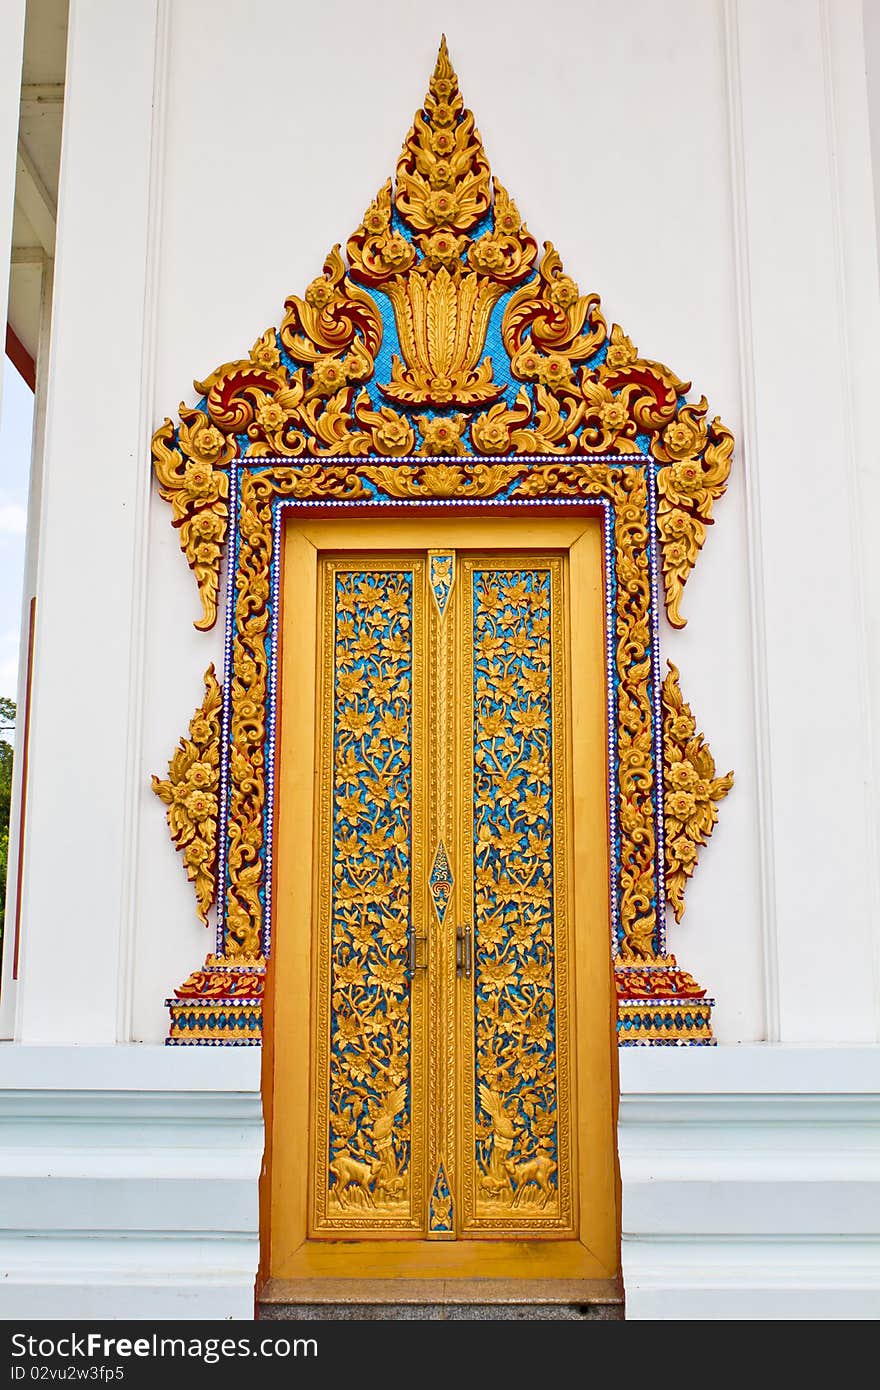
[[213, 455, 665, 973], [655, 406, 734, 628], [151, 420, 231, 632], [154, 38, 732, 633], [518, 463, 657, 960], [362, 461, 525, 499], [225, 466, 371, 959], [153, 38, 734, 1046], [662, 661, 733, 921], [152, 664, 222, 924]]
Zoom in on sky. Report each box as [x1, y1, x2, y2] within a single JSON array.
[[0, 359, 34, 729]]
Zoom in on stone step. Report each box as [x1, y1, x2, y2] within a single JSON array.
[[259, 1300, 624, 1321]]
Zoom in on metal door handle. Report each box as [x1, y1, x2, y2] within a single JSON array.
[[409, 932, 428, 973], [456, 923, 472, 979]]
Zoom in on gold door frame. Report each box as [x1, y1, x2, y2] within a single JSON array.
[[264, 514, 618, 1290], [154, 42, 733, 1056]]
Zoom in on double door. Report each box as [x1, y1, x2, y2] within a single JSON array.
[[267, 518, 616, 1283], [313, 547, 572, 1238]]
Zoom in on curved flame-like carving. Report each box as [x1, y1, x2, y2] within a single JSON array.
[[662, 662, 734, 920], [152, 36, 731, 631], [154, 37, 734, 1048], [152, 665, 222, 924]]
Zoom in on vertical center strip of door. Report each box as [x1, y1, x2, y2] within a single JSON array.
[[428, 550, 456, 1236]]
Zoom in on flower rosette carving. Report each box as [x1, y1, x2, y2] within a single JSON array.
[[471, 568, 562, 1214], [151, 416, 233, 632], [662, 661, 733, 921], [394, 35, 490, 236], [326, 570, 414, 1215], [152, 665, 222, 924], [504, 242, 607, 377], [655, 406, 734, 627]]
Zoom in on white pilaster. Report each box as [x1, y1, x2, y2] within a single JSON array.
[[619, 1045, 880, 1319], [14, 0, 161, 1044], [733, 0, 880, 1041]]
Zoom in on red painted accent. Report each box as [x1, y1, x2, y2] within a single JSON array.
[[12, 598, 36, 980], [5, 324, 36, 392]]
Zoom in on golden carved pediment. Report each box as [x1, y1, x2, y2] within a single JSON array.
[[153, 36, 731, 633], [154, 37, 734, 1050]]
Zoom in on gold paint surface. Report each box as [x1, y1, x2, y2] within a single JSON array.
[[311, 558, 427, 1235], [269, 517, 616, 1280], [460, 558, 574, 1234], [151, 664, 222, 925], [153, 41, 732, 634], [662, 661, 734, 923]]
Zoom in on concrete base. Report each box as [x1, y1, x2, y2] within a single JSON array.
[[0, 1044, 263, 1321], [618, 1045, 880, 1320], [2, 1041, 879, 1319]]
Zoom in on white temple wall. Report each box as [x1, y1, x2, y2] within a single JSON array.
[[1, 0, 878, 1321], [133, 0, 770, 1045], [135, 0, 876, 1047]]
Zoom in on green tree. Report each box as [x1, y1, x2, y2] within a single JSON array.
[[0, 696, 16, 948]]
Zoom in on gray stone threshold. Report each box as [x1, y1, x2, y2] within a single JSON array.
[[259, 1301, 623, 1320]]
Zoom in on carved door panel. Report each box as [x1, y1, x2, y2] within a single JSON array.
[[311, 557, 429, 1235], [309, 549, 574, 1240]]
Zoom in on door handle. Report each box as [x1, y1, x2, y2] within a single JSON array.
[[409, 931, 428, 973], [456, 923, 472, 979]]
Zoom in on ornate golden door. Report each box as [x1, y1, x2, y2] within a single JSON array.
[[266, 517, 618, 1288]]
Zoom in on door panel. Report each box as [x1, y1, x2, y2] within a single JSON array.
[[460, 558, 575, 1235], [310, 559, 427, 1235]]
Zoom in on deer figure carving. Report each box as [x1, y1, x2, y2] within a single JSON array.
[[504, 1152, 557, 1208]]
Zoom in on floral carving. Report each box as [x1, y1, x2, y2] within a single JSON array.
[[471, 567, 567, 1218], [662, 661, 734, 921], [152, 665, 222, 924], [656, 407, 734, 628], [151, 422, 231, 632], [153, 38, 732, 634], [323, 569, 415, 1220], [394, 35, 491, 235], [362, 460, 524, 498]]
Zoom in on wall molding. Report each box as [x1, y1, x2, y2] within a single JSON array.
[[0, 1045, 263, 1320], [821, 0, 880, 1036], [721, 0, 780, 1041], [116, 0, 171, 1043], [619, 1045, 880, 1319]]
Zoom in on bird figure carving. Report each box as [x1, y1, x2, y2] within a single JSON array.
[[478, 1084, 516, 1141], [372, 1083, 408, 1143]]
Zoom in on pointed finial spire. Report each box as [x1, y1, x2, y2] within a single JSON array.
[[435, 33, 451, 78], [394, 36, 490, 233]]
